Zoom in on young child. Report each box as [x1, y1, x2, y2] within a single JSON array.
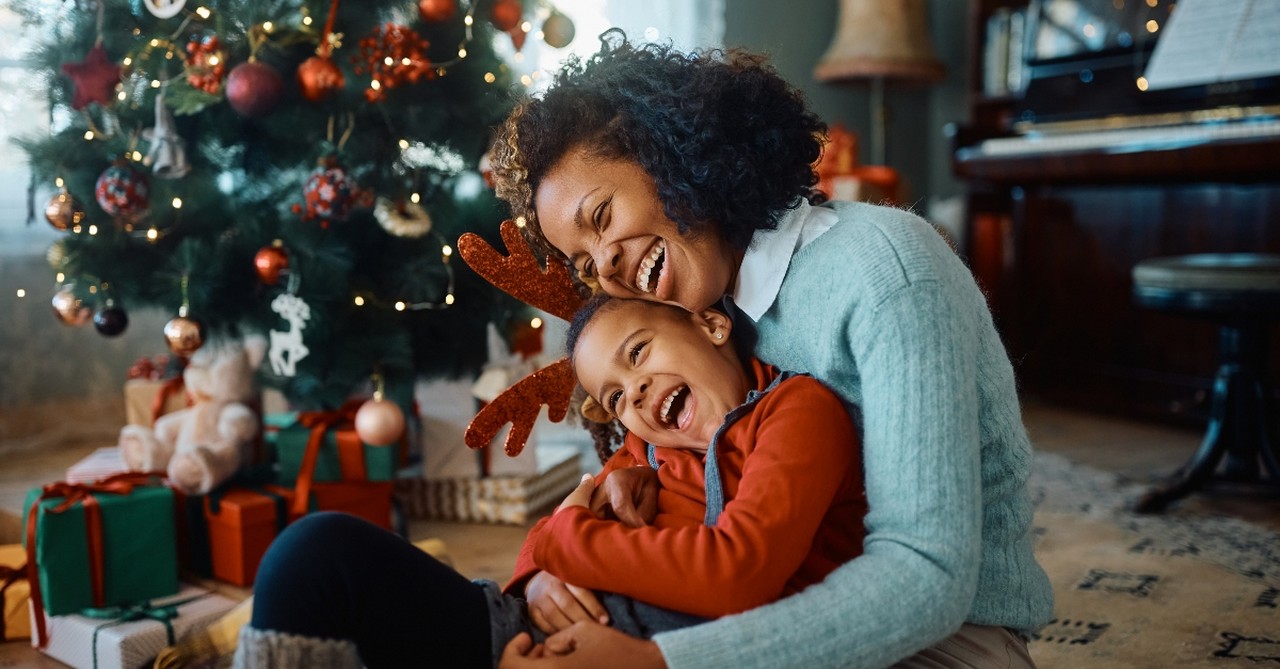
[[234, 293, 865, 669], [495, 294, 866, 645]]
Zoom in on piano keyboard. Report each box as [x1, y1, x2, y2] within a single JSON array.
[[969, 117, 1280, 158]]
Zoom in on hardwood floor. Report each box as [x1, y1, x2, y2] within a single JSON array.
[[2, 397, 1278, 666]]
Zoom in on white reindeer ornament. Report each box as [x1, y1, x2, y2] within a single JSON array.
[[269, 293, 311, 377]]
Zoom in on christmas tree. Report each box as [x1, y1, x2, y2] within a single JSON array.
[[11, 0, 563, 410]]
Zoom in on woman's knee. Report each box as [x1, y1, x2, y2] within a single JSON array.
[[255, 512, 381, 589]]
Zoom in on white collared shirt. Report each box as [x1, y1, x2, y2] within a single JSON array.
[[732, 199, 838, 321]]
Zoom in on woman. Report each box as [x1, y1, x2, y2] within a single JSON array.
[[491, 30, 1052, 669]]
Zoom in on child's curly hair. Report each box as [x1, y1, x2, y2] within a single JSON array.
[[490, 29, 826, 259]]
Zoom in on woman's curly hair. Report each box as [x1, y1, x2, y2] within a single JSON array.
[[491, 29, 826, 257]]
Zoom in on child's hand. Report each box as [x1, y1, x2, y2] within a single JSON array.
[[557, 473, 595, 512]]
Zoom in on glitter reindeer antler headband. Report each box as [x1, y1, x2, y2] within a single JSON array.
[[456, 220, 585, 457]]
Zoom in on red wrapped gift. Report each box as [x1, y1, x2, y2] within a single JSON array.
[[176, 476, 390, 587], [308, 481, 394, 531], [203, 485, 293, 587]]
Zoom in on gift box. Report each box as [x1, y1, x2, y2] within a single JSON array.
[[35, 584, 238, 669], [307, 481, 395, 531], [177, 473, 391, 587], [179, 484, 293, 587], [66, 447, 128, 484], [271, 402, 401, 485], [23, 474, 179, 646], [395, 445, 582, 525], [123, 378, 189, 428], [1, 544, 31, 641], [416, 377, 485, 480]]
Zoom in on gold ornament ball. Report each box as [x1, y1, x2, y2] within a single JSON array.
[[51, 287, 92, 326], [541, 11, 575, 49], [45, 191, 85, 232], [355, 397, 406, 446], [163, 316, 206, 357]]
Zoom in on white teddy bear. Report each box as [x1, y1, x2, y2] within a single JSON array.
[[119, 338, 265, 495]]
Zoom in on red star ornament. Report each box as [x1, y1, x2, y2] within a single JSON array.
[[62, 45, 122, 110]]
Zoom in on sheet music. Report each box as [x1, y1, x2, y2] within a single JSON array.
[[1143, 0, 1280, 90]]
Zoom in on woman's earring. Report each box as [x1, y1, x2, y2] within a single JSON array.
[[715, 332, 723, 340]]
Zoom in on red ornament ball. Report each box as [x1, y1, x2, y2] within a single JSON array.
[[93, 304, 129, 336], [298, 55, 345, 102], [490, 0, 522, 32], [355, 397, 406, 446], [418, 0, 457, 23], [51, 287, 92, 326], [226, 61, 284, 117], [254, 242, 290, 285], [297, 157, 362, 223], [95, 162, 149, 218]]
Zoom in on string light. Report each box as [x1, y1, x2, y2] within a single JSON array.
[[530, 316, 543, 329], [410, 192, 420, 203], [172, 197, 183, 209], [196, 6, 211, 18], [348, 232, 456, 312], [16, 289, 26, 298], [88, 224, 99, 235], [56, 273, 65, 283]]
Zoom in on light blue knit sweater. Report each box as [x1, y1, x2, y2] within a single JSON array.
[[653, 201, 1054, 669]]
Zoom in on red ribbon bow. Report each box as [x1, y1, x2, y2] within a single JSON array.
[[24, 471, 164, 648], [291, 401, 366, 518]]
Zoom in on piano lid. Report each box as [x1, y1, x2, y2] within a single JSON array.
[[1013, 0, 1280, 133]]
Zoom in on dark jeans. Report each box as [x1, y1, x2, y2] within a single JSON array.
[[251, 512, 492, 668]]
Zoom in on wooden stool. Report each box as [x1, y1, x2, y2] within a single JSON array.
[[1130, 254, 1280, 512]]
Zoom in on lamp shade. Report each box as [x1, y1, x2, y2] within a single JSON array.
[[814, 0, 945, 84]]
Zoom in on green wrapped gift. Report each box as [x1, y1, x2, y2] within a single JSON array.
[[23, 477, 178, 620], [271, 403, 401, 485]]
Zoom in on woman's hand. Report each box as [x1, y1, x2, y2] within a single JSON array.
[[589, 466, 659, 528], [525, 571, 609, 634], [499, 623, 667, 669]]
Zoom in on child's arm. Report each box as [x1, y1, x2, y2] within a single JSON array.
[[503, 443, 646, 595], [533, 378, 860, 618]]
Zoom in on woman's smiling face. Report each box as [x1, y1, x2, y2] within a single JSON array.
[[572, 300, 748, 451], [535, 148, 742, 313]]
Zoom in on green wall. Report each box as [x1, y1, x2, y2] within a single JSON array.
[[723, 0, 969, 208]]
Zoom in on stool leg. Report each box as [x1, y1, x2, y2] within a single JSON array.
[[1133, 365, 1232, 513], [1133, 323, 1278, 513]]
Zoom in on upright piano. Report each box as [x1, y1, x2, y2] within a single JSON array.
[[952, 0, 1280, 424]]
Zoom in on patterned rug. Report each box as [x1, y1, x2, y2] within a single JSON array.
[[1027, 453, 1280, 668]]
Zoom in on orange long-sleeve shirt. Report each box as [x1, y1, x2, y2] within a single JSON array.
[[506, 360, 866, 619]]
